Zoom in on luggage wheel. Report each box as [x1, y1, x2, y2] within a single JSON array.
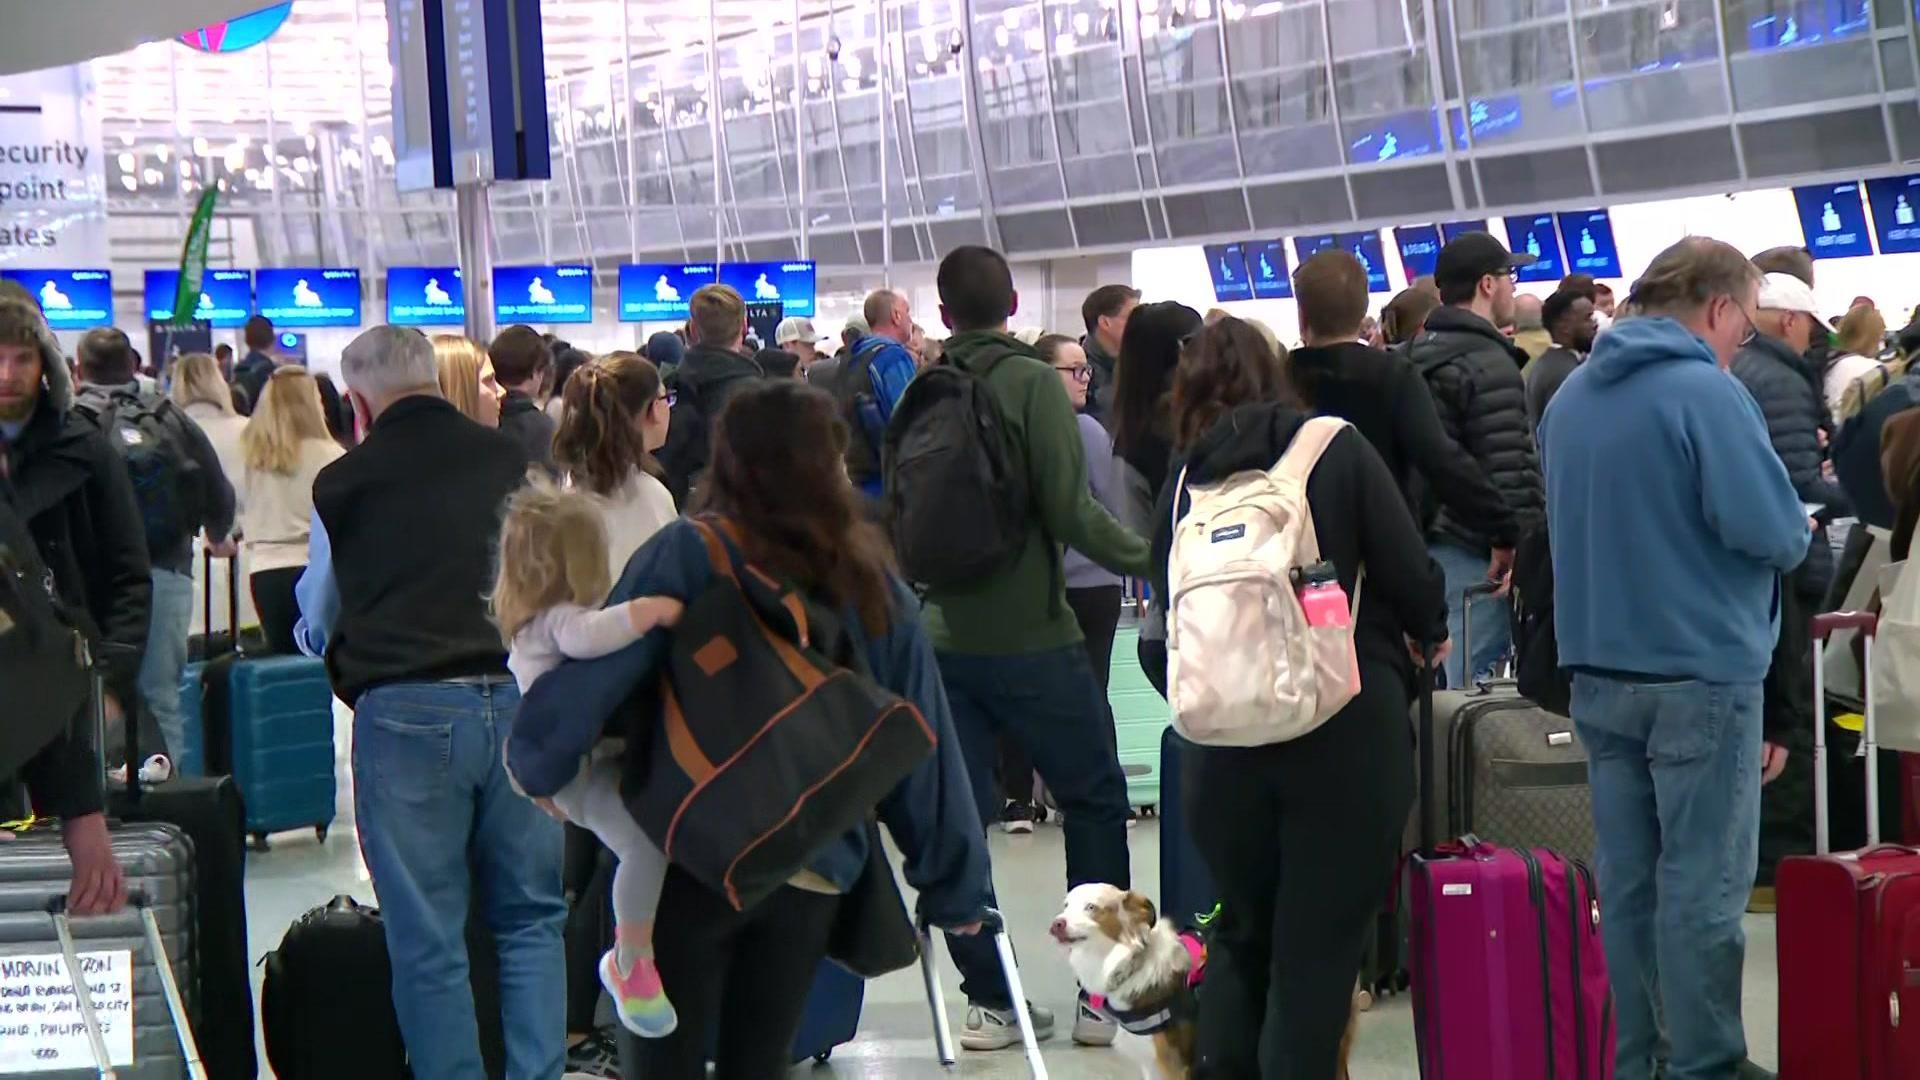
[[1140, 804, 1157, 817], [251, 831, 271, 852], [812, 1050, 832, 1064], [315, 824, 329, 843]]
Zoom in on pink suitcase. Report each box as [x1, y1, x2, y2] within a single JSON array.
[[1408, 650, 1615, 1079]]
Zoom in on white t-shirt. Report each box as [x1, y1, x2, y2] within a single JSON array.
[[241, 438, 345, 573], [1826, 352, 1884, 415], [595, 467, 678, 583]]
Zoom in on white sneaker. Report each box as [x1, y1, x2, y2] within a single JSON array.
[[960, 1001, 1055, 1050]]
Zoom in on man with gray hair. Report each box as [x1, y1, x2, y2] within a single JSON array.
[[293, 325, 566, 1079], [828, 288, 918, 499], [1540, 237, 1808, 1080]]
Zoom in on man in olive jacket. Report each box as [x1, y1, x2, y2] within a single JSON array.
[[923, 245, 1151, 1052]]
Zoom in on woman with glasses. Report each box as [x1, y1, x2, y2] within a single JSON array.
[[992, 333, 1132, 833]]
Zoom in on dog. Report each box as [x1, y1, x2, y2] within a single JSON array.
[[1051, 883, 1357, 1080]]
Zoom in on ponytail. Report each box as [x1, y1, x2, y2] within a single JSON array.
[[552, 353, 665, 496]]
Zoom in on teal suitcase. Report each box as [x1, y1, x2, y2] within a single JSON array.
[[1111, 624, 1170, 809]]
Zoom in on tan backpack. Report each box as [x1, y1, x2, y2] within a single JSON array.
[[1166, 416, 1362, 746]]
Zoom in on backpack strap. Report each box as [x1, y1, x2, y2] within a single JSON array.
[[1272, 416, 1349, 489], [689, 514, 812, 646]]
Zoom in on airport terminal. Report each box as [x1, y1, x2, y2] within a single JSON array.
[[2, 1, 1919, 1077]]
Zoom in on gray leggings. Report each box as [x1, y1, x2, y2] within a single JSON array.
[[549, 756, 668, 937]]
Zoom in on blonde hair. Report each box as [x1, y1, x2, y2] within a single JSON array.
[[1837, 351, 1914, 425], [171, 352, 235, 415], [1837, 305, 1886, 358], [490, 482, 612, 643], [433, 335, 488, 422], [241, 367, 331, 475]]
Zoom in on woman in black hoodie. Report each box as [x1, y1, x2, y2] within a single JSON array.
[[1150, 317, 1448, 1078]]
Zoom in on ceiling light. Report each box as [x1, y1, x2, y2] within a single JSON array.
[[1025, 27, 1044, 51], [120, 175, 137, 191], [1074, 11, 1092, 36], [142, 167, 163, 185], [192, 136, 210, 157], [116, 152, 135, 172], [177, 159, 193, 178], [994, 24, 1010, 48]]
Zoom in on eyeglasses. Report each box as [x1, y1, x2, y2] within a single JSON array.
[[1054, 363, 1092, 384], [662, 389, 679, 409]]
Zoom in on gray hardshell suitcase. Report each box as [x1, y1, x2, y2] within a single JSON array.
[[1410, 583, 1596, 864], [0, 823, 202, 1078]]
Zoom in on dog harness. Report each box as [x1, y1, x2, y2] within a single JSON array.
[[1086, 930, 1207, 1036]]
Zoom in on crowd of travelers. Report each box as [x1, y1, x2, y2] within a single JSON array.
[[6, 223, 1918, 1080]]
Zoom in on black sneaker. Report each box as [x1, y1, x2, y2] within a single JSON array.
[[1001, 800, 1036, 835], [563, 1027, 620, 1079]]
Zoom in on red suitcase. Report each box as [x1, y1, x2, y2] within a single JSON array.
[[1776, 612, 1920, 1080]]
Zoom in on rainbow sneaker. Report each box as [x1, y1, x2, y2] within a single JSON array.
[[599, 948, 677, 1039]]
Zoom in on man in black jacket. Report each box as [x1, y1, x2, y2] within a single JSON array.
[[74, 327, 237, 768], [1408, 232, 1545, 687], [233, 314, 277, 414], [294, 325, 564, 1078], [656, 284, 763, 506], [1080, 283, 1139, 432], [489, 324, 558, 476], [1731, 272, 1849, 604], [1526, 288, 1598, 428], [1287, 250, 1519, 557], [0, 295, 139, 914]]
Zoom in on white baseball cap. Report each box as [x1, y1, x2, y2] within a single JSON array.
[[1756, 272, 1820, 316], [775, 316, 824, 345]]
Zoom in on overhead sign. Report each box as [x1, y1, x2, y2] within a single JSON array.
[[494, 264, 592, 324], [1440, 220, 1490, 243], [255, 267, 362, 327], [0, 950, 134, 1073], [0, 268, 111, 329], [1794, 181, 1874, 259], [1395, 225, 1443, 283], [1504, 213, 1567, 283], [0, 67, 108, 269], [1203, 243, 1252, 302], [386, 0, 551, 190], [1865, 174, 1920, 255], [717, 260, 817, 318], [1248, 240, 1292, 300], [1336, 231, 1390, 293], [618, 263, 714, 322], [145, 268, 251, 328], [1555, 209, 1622, 278], [1292, 233, 1339, 266], [386, 265, 465, 325]]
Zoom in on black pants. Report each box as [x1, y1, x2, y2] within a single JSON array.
[[998, 585, 1124, 805], [624, 867, 840, 1079], [1188, 663, 1414, 1079], [250, 567, 304, 655], [562, 825, 615, 1034]]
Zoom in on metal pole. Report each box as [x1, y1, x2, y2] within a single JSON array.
[[1706, 0, 1748, 183], [880, 0, 893, 284], [793, 0, 808, 258], [708, 0, 726, 263], [1418, 0, 1466, 211], [958, 0, 1004, 250], [456, 184, 496, 342], [622, 0, 639, 263]]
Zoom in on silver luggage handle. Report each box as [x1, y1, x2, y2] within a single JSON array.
[[1811, 611, 1880, 854], [48, 890, 208, 1080], [919, 909, 1048, 1078]]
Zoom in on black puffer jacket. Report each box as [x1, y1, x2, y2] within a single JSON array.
[[1406, 306, 1544, 553], [1731, 333, 1850, 600]]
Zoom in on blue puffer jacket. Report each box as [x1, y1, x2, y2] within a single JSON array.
[[506, 518, 993, 928]]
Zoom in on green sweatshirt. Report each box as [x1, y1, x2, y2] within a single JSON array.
[[922, 330, 1151, 655]]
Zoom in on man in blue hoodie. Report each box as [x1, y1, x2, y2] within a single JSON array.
[[1540, 237, 1809, 1080]]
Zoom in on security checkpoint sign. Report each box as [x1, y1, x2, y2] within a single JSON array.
[[0, 949, 135, 1072]]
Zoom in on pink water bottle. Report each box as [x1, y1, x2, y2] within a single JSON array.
[[1293, 562, 1352, 628]]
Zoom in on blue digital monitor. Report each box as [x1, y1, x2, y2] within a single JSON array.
[[1504, 213, 1567, 283], [717, 260, 817, 317], [494, 264, 594, 324], [1203, 243, 1253, 302], [619, 263, 717, 322], [1865, 174, 1920, 255], [1292, 233, 1339, 266], [255, 267, 362, 328], [1555, 210, 1623, 278], [144, 268, 253, 328], [387, 266, 465, 326], [0, 268, 112, 329], [1440, 219, 1490, 243], [1794, 181, 1875, 259], [1451, 96, 1524, 145], [1335, 231, 1391, 293], [1345, 109, 1442, 165], [1248, 240, 1292, 300], [1394, 225, 1444, 283]]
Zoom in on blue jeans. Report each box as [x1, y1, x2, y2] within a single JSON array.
[[1571, 674, 1762, 1080], [937, 645, 1131, 1006], [352, 680, 568, 1080], [1431, 541, 1511, 687], [138, 567, 194, 761]]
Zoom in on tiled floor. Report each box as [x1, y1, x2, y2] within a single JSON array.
[[240, 705, 1781, 1078]]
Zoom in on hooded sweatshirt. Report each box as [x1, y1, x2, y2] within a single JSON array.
[[1539, 317, 1810, 685]]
